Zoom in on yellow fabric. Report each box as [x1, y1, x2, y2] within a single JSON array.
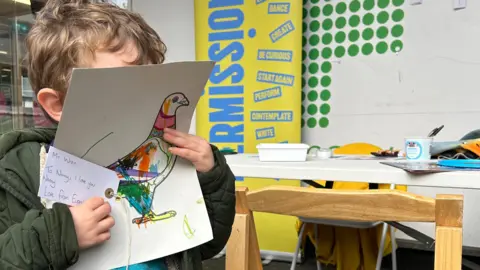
[[460, 139, 480, 157], [297, 143, 407, 270]]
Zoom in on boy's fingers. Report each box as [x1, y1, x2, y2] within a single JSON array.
[[97, 216, 115, 233], [93, 202, 112, 220], [97, 231, 111, 244], [190, 136, 211, 153], [164, 133, 200, 151], [164, 128, 188, 138], [163, 133, 188, 148], [164, 133, 208, 153], [169, 147, 199, 162], [84, 197, 105, 210]]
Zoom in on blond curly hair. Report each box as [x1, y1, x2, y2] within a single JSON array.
[[25, 0, 167, 96]]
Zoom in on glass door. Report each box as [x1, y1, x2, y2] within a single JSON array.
[[0, 0, 52, 134], [0, 15, 15, 133]]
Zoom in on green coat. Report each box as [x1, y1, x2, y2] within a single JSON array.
[[0, 128, 235, 269]]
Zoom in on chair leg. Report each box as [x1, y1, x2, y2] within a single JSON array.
[[376, 223, 388, 270], [226, 214, 250, 270], [434, 195, 463, 270], [291, 222, 306, 270], [386, 183, 398, 270], [314, 224, 322, 270], [390, 225, 397, 270]]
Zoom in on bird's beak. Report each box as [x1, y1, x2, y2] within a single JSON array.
[[179, 98, 189, 106]]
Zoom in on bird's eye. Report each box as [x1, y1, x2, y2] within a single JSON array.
[[172, 96, 179, 103]]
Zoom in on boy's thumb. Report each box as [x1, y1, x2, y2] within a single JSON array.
[[84, 197, 105, 209]]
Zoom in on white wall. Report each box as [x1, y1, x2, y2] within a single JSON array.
[[303, 0, 480, 248], [134, 0, 480, 249], [132, 0, 197, 134], [132, 0, 195, 62]]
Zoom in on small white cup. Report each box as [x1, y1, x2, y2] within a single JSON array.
[[404, 137, 433, 161], [308, 146, 332, 159]]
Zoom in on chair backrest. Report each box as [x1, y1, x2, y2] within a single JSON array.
[[332, 142, 382, 155], [226, 186, 463, 270]]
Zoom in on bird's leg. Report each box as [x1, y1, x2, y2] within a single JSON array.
[[131, 210, 176, 226], [133, 214, 141, 228], [148, 210, 177, 222], [132, 200, 152, 227], [136, 220, 141, 229], [133, 213, 151, 228]]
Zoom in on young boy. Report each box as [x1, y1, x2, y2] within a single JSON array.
[[0, 0, 235, 269]]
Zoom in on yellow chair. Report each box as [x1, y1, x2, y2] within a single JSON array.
[[295, 143, 407, 270]]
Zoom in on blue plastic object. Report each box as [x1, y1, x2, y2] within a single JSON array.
[[438, 159, 480, 169]]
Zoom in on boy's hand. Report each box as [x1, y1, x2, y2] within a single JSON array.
[[163, 128, 214, 173], [69, 197, 115, 250]]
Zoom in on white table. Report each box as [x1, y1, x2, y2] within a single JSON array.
[[225, 154, 480, 189], [226, 153, 480, 264]]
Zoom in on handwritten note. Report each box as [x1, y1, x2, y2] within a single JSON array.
[[38, 146, 119, 206]]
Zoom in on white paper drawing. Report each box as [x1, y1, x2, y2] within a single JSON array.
[[48, 61, 215, 269]]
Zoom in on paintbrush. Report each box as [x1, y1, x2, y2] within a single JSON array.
[[427, 125, 444, 138]]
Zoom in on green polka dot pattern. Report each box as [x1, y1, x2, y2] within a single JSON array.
[[302, 0, 405, 129]]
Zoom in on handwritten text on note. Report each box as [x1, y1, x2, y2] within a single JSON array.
[[38, 146, 119, 206]]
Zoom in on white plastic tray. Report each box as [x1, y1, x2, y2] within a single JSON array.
[[256, 143, 309, 162]]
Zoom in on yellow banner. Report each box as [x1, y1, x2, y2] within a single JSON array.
[[194, 0, 302, 254]]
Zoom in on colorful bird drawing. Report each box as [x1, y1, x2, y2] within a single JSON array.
[[107, 92, 189, 227]]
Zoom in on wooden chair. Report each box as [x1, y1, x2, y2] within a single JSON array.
[[226, 186, 463, 270], [301, 143, 407, 270]]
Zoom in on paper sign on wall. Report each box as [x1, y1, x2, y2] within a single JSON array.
[[38, 146, 119, 205], [453, 0, 467, 10]]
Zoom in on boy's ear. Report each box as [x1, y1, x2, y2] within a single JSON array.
[[37, 88, 63, 122]]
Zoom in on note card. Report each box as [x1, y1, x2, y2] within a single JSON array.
[[38, 146, 119, 206]]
